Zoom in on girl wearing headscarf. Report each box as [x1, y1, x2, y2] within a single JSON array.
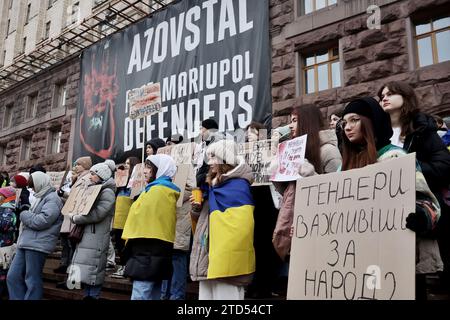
[[341, 97, 443, 300], [122, 154, 180, 300], [7, 172, 63, 300], [67, 163, 116, 300]]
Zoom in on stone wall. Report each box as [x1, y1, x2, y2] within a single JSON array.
[[270, 0, 450, 128], [0, 56, 80, 174]]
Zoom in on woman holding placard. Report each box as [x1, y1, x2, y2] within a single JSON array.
[[340, 96, 443, 299], [272, 104, 342, 263], [67, 163, 116, 300]]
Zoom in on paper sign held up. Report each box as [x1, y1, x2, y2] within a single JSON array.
[[287, 154, 416, 300], [48, 171, 67, 189], [115, 168, 129, 187], [237, 139, 276, 186], [127, 163, 146, 199], [128, 83, 161, 120], [157, 142, 196, 165], [62, 182, 102, 216], [271, 134, 307, 182]]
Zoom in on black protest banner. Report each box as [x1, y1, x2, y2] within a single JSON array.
[[74, 0, 271, 163], [288, 154, 416, 300]]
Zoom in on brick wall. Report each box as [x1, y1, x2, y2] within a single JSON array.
[[0, 56, 80, 174], [270, 0, 450, 128]]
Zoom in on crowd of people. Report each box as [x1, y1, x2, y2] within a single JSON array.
[[0, 80, 449, 300]]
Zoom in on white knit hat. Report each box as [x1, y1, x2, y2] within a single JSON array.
[[90, 163, 112, 181], [206, 139, 239, 165]]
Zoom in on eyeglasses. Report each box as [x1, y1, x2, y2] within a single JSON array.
[[340, 117, 361, 129]]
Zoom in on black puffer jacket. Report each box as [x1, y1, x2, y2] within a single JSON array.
[[404, 112, 450, 193]]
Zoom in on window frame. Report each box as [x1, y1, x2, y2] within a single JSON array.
[[25, 3, 31, 25], [2, 104, 13, 129], [48, 129, 62, 154], [53, 81, 67, 109], [44, 21, 51, 40], [301, 47, 340, 94], [414, 16, 450, 68], [298, 0, 338, 16], [25, 92, 38, 120], [20, 137, 32, 161], [0, 145, 6, 166]]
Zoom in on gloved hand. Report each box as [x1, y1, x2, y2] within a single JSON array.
[[406, 204, 429, 234]]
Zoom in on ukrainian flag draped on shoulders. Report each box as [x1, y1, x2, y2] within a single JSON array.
[[207, 177, 255, 279], [122, 176, 180, 243]]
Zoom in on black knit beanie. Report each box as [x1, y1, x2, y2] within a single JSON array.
[[201, 118, 219, 130], [343, 97, 393, 150]]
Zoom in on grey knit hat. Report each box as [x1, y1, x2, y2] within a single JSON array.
[[90, 163, 112, 181]]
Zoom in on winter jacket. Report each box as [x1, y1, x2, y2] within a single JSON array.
[[68, 178, 116, 286], [17, 189, 63, 254], [272, 132, 342, 260], [319, 129, 343, 173], [403, 112, 450, 194], [0, 202, 16, 248], [174, 175, 194, 252], [377, 144, 443, 274]]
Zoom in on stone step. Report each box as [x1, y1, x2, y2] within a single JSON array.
[[43, 255, 200, 300]]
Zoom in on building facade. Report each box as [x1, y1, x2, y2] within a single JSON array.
[[1, 0, 449, 174], [270, 0, 450, 127]]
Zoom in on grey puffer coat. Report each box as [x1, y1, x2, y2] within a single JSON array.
[[68, 178, 116, 286], [18, 189, 63, 255]]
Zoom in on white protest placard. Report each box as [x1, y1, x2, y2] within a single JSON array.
[[48, 171, 67, 189], [115, 167, 129, 187], [127, 163, 146, 199], [128, 82, 162, 120], [237, 139, 276, 186], [270, 135, 307, 182], [157, 142, 195, 165], [61, 177, 102, 216], [287, 154, 416, 300]]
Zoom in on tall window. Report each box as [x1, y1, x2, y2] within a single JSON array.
[[0, 145, 6, 166], [25, 3, 31, 24], [9, 0, 13, 9], [22, 37, 27, 54], [54, 82, 67, 108], [299, 0, 337, 16], [26, 93, 38, 119], [44, 21, 51, 39], [3, 104, 13, 129], [415, 16, 450, 67], [20, 137, 31, 161], [48, 0, 53, 9], [71, 2, 80, 24], [302, 47, 340, 94], [1, 50, 6, 67], [48, 129, 62, 154], [6, 19, 10, 35]]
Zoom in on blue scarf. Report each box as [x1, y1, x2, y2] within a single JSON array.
[[144, 176, 180, 193]]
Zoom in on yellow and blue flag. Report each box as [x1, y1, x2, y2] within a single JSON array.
[[207, 178, 256, 279]]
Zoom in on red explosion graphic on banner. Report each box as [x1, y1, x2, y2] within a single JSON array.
[[79, 54, 119, 159]]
